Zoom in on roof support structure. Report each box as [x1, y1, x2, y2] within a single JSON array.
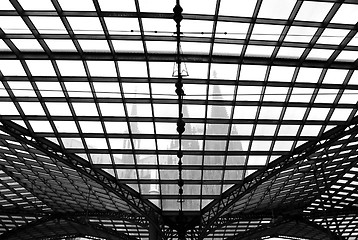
[[0, 119, 164, 238], [225, 214, 344, 240], [1, 51, 358, 70], [200, 115, 358, 238]]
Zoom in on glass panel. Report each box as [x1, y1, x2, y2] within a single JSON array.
[[0, 102, 20, 115], [213, 43, 243, 56], [316, 28, 349, 45], [182, 0, 217, 15], [146, 41, 176, 53], [127, 104, 152, 117], [285, 26, 317, 43], [104, 18, 140, 35], [211, 63, 238, 80], [283, 107, 306, 120], [300, 125, 322, 136], [263, 87, 288, 102], [0, 39, 10, 51], [209, 85, 235, 101], [323, 69, 348, 84], [185, 63, 208, 79], [151, 83, 176, 99], [30, 16, 67, 34], [236, 86, 262, 102], [278, 125, 300, 136], [233, 106, 258, 119], [153, 104, 177, 118], [276, 46, 305, 59], [255, 124, 277, 136], [0, 60, 26, 76], [247, 156, 267, 165], [93, 82, 121, 98], [268, 66, 295, 82], [78, 40, 110, 52], [142, 18, 174, 36], [336, 50, 358, 62], [306, 49, 334, 60], [0, 16, 30, 34], [296, 67, 322, 83], [46, 102, 72, 116], [251, 24, 284, 41], [131, 122, 154, 134], [72, 103, 98, 116], [64, 82, 92, 97], [330, 108, 352, 121], [258, 0, 296, 19], [273, 141, 294, 151], [18, 0, 54, 10], [79, 121, 104, 133], [57, 60, 86, 76], [245, 45, 275, 57], [219, 0, 257, 17], [307, 108, 330, 120], [315, 89, 338, 104], [98, 0, 136, 12], [87, 61, 117, 77], [19, 102, 45, 115], [7, 81, 36, 97], [181, 20, 213, 38], [149, 62, 174, 78], [138, 0, 172, 13], [208, 105, 232, 119], [295, 1, 333, 22], [99, 103, 125, 116], [58, 0, 95, 11], [29, 121, 53, 133], [331, 4, 358, 24], [11, 39, 43, 51], [104, 122, 128, 134], [181, 42, 211, 54], [0, 0, 14, 10], [26, 60, 56, 76], [54, 121, 78, 133], [118, 61, 147, 77], [240, 65, 267, 81], [215, 22, 250, 39], [250, 140, 272, 151], [258, 106, 282, 120], [67, 17, 103, 34], [112, 40, 144, 53], [231, 124, 253, 136], [45, 39, 77, 51], [121, 82, 149, 99]]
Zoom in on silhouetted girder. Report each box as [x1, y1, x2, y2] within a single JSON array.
[[0, 51, 358, 70], [200, 115, 358, 239], [0, 208, 148, 229], [0, 213, 138, 240], [211, 206, 358, 233], [225, 215, 344, 240], [0, 215, 54, 240], [61, 214, 139, 240], [0, 120, 164, 238]]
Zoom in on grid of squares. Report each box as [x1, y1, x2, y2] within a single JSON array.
[[1, 0, 358, 239]]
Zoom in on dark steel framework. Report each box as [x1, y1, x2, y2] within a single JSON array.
[[1, 0, 358, 239]]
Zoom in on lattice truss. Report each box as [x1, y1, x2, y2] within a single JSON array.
[[0, 0, 358, 239]]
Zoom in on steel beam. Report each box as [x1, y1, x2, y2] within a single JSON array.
[[0, 51, 357, 70], [0, 120, 164, 238], [199, 115, 358, 238]]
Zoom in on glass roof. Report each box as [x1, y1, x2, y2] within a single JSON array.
[[1, 0, 358, 239]]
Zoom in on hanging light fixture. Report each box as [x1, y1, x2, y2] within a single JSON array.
[[173, 1, 186, 239]]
